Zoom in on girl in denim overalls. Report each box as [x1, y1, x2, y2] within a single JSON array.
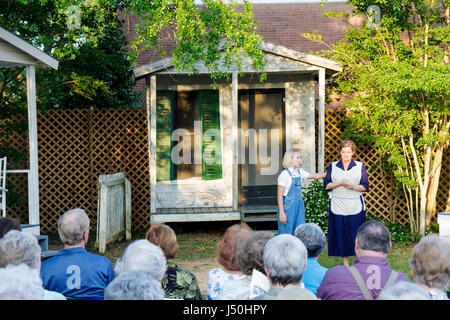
[[277, 150, 326, 235]]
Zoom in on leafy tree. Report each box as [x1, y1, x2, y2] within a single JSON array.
[[125, 0, 267, 80], [1, 0, 138, 111], [0, 0, 139, 207], [303, 0, 449, 235]]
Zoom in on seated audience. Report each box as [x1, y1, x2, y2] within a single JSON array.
[[409, 234, 450, 300], [253, 234, 318, 300], [0, 263, 44, 300], [0, 230, 65, 300], [104, 270, 164, 300], [317, 220, 410, 300], [294, 223, 328, 295], [114, 239, 167, 282], [0, 216, 21, 238], [206, 223, 252, 300], [40, 208, 115, 299], [217, 231, 274, 300], [146, 224, 202, 300], [378, 281, 430, 300]]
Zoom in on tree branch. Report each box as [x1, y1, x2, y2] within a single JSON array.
[[408, 133, 424, 192]]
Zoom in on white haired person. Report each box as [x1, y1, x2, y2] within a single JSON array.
[[277, 149, 326, 235], [294, 223, 328, 295], [0, 230, 65, 300], [409, 234, 450, 300], [0, 264, 44, 300], [40, 208, 115, 300], [252, 234, 318, 300], [378, 281, 430, 300], [105, 270, 165, 300], [114, 239, 167, 282]]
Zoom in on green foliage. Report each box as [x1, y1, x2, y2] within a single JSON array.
[[0, 0, 139, 112], [303, 180, 428, 245], [303, 0, 450, 235], [0, 0, 139, 206], [126, 0, 267, 81], [365, 213, 430, 246], [303, 179, 330, 236]]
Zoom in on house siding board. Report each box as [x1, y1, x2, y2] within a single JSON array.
[[285, 80, 315, 175], [154, 85, 233, 209]]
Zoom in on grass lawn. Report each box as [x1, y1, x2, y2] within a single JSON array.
[[317, 245, 415, 281]]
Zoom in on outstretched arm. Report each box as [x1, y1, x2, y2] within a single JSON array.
[[308, 172, 326, 179]]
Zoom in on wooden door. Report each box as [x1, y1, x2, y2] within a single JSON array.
[[238, 89, 285, 206]]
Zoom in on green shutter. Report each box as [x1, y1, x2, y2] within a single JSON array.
[[199, 90, 222, 180], [156, 90, 173, 181]]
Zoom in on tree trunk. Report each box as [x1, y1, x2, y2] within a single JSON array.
[[378, 154, 398, 222], [444, 4, 449, 64], [419, 188, 427, 236], [426, 147, 444, 225]]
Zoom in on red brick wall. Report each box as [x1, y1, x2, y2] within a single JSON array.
[[122, 1, 359, 68]]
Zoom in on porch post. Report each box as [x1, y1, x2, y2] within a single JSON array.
[[147, 75, 157, 215], [26, 65, 39, 229], [232, 72, 238, 211], [318, 68, 325, 173]]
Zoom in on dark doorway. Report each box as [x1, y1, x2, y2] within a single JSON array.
[[238, 89, 286, 206]]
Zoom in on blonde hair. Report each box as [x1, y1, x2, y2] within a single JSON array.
[[282, 150, 301, 169]]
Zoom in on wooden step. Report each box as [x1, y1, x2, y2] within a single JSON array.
[[36, 235, 48, 251], [243, 217, 277, 222]]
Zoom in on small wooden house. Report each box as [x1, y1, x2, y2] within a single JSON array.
[[132, 41, 341, 224]]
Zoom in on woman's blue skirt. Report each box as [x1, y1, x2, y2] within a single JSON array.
[[327, 209, 365, 257]]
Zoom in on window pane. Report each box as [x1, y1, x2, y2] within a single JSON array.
[[172, 91, 201, 179]]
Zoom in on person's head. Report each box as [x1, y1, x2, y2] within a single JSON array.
[[236, 231, 274, 276], [355, 220, 391, 256], [378, 281, 430, 300], [0, 230, 41, 270], [104, 270, 165, 300], [0, 263, 44, 300], [57, 208, 90, 246], [114, 239, 167, 281], [263, 234, 308, 287], [0, 216, 22, 238], [339, 139, 356, 162], [217, 223, 253, 271], [146, 224, 179, 260], [282, 150, 302, 169], [294, 223, 327, 258], [409, 234, 450, 290]]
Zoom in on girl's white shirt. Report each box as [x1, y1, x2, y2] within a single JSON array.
[[277, 167, 310, 196]]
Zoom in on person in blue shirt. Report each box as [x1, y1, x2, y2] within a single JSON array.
[[294, 222, 328, 295], [40, 208, 114, 300]]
